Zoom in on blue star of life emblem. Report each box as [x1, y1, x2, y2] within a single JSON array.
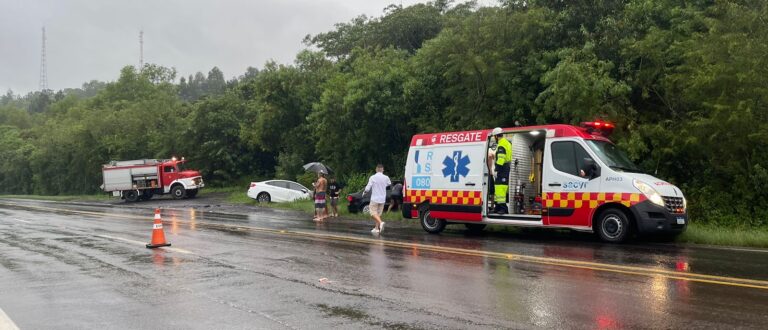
[[442, 151, 470, 182]]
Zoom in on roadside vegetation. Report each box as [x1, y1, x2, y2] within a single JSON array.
[[2, 1, 767, 238]]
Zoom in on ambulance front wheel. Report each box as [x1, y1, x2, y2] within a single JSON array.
[[420, 210, 446, 234], [596, 208, 630, 243]]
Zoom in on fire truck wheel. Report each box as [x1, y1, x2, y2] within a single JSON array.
[[420, 210, 446, 234], [597, 208, 630, 243], [171, 185, 186, 199], [140, 190, 153, 201], [124, 190, 139, 203], [464, 223, 487, 233]]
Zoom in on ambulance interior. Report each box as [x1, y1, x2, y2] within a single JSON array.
[[484, 130, 546, 219]]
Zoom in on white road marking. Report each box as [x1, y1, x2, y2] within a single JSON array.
[[0, 308, 20, 330], [96, 234, 193, 254], [13, 218, 31, 224]]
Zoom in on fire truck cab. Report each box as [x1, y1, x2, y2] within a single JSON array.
[[402, 122, 687, 242]]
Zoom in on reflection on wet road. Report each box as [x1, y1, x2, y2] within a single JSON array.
[[1, 199, 767, 329]]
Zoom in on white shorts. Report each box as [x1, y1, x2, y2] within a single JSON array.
[[369, 202, 385, 216]]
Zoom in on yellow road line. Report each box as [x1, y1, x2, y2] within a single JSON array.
[[3, 201, 768, 290]]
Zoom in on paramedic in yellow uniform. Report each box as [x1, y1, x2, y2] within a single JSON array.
[[492, 127, 511, 214]]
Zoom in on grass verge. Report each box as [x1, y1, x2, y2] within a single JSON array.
[[220, 188, 406, 221], [676, 223, 768, 248]]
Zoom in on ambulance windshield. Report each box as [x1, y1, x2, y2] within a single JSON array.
[[585, 140, 642, 173]]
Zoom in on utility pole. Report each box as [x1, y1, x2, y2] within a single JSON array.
[[39, 27, 48, 91], [139, 29, 144, 71]]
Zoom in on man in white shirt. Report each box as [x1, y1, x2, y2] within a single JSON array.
[[364, 164, 391, 234]]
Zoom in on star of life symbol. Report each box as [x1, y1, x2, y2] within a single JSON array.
[[442, 151, 470, 182]]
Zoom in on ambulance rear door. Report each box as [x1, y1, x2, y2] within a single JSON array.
[[408, 131, 486, 222]]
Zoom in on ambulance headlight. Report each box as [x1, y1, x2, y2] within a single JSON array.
[[633, 179, 664, 207]]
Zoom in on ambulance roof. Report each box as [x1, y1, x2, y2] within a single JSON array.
[[409, 124, 612, 146]]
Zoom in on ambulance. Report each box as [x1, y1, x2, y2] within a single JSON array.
[[401, 121, 687, 242]]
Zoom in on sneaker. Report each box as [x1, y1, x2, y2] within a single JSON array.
[[379, 222, 385, 233], [371, 227, 379, 233]]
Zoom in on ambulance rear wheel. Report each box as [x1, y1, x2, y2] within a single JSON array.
[[420, 210, 446, 234], [597, 208, 630, 243], [171, 185, 186, 200]]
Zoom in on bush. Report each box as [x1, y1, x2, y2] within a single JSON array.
[[341, 172, 371, 194]]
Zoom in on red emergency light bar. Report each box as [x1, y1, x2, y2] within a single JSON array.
[[580, 120, 615, 136]]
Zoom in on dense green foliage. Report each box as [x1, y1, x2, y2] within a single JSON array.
[[1, 0, 767, 226]]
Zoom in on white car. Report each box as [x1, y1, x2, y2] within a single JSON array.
[[247, 180, 311, 203]]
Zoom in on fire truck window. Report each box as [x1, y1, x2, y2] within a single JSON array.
[[164, 166, 175, 173], [551, 142, 578, 176]]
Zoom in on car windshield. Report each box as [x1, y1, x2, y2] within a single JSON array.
[[585, 140, 642, 173]]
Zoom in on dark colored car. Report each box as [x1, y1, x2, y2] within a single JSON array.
[[347, 180, 403, 214]]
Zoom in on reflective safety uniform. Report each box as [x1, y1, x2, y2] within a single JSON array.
[[494, 136, 512, 213]]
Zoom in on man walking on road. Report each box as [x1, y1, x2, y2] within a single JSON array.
[[364, 164, 391, 234]]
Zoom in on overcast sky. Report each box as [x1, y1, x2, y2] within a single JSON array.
[[1, 0, 498, 94]]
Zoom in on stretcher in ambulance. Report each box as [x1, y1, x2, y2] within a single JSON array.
[[401, 121, 687, 242]]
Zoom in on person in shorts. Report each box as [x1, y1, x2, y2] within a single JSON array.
[[328, 177, 342, 217], [364, 164, 391, 234], [313, 171, 328, 221]]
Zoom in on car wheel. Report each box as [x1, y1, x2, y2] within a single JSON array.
[[596, 208, 630, 243], [124, 190, 139, 203], [171, 185, 186, 200], [464, 223, 487, 233], [420, 210, 446, 234], [257, 192, 271, 203], [361, 203, 371, 214]]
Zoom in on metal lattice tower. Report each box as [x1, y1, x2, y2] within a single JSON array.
[[139, 30, 144, 70], [39, 27, 48, 91]]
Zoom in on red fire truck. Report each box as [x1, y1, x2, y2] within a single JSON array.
[[101, 157, 204, 202]]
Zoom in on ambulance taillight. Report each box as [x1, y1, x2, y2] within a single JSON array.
[[581, 120, 615, 136]]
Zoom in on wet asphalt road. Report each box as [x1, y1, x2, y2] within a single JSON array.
[[1, 198, 767, 329]]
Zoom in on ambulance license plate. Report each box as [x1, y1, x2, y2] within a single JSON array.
[[676, 217, 685, 225]]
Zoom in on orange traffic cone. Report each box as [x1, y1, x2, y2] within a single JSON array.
[[146, 208, 171, 248]]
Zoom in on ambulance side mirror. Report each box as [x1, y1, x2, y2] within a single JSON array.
[[582, 158, 600, 180]]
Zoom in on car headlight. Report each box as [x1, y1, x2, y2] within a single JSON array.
[[633, 179, 665, 207]]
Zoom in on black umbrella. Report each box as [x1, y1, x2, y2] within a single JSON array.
[[303, 162, 333, 174]]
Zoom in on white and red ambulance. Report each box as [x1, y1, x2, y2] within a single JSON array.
[[401, 121, 687, 242]]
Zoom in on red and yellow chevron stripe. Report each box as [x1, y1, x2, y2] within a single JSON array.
[[406, 189, 482, 206], [544, 192, 644, 209]]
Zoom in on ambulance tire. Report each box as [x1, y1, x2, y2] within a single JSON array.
[[464, 223, 487, 233], [596, 208, 630, 243], [124, 190, 139, 203], [171, 185, 186, 200], [420, 210, 446, 234]]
